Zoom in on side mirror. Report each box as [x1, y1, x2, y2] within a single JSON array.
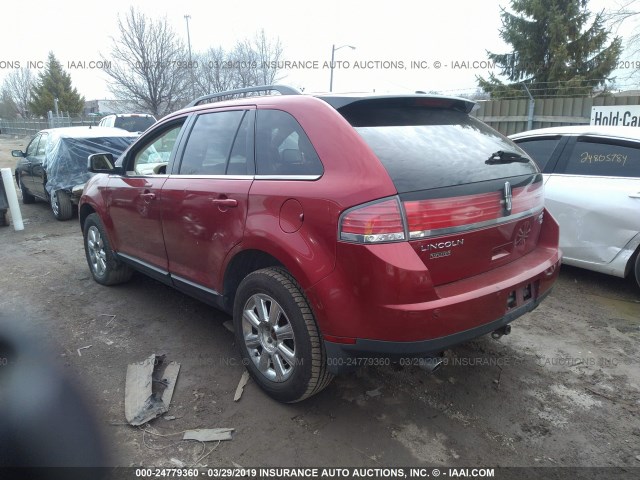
[[88, 153, 122, 174], [11, 150, 24, 158]]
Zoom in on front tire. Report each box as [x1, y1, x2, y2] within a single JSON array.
[[233, 267, 333, 403], [83, 213, 133, 285], [51, 190, 73, 220]]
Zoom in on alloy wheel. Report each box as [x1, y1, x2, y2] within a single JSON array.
[[86, 225, 107, 277], [242, 293, 297, 382]]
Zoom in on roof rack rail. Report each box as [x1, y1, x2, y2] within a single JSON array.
[[187, 85, 301, 107]]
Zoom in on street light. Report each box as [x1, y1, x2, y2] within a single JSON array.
[[329, 44, 356, 92], [184, 15, 194, 98]]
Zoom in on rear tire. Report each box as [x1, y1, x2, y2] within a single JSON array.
[[51, 190, 74, 220], [83, 213, 133, 285], [17, 176, 35, 204], [233, 267, 333, 403]]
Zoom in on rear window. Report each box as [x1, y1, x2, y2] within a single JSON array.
[[339, 105, 538, 193], [114, 116, 155, 133]]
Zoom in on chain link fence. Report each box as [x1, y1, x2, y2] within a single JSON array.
[[0, 113, 100, 137]]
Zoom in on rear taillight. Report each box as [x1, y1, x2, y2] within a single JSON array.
[[339, 198, 405, 243], [404, 182, 544, 238], [339, 182, 543, 244]]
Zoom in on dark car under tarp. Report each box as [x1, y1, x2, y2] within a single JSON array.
[[14, 126, 139, 220], [44, 129, 137, 197]]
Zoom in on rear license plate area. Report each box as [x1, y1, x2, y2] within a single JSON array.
[[506, 281, 539, 310]]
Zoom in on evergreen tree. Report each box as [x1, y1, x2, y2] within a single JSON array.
[[478, 0, 622, 98], [30, 52, 84, 116]]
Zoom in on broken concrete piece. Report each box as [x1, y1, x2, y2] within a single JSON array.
[[234, 370, 250, 402], [183, 428, 234, 442], [125, 354, 180, 426], [170, 458, 185, 468]]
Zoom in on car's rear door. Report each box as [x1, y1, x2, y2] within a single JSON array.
[[106, 119, 186, 275], [161, 107, 254, 298], [544, 135, 640, 266]]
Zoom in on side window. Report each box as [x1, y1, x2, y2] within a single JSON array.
[[515, 137, 561, 171], [132, 122, 185, 175], [178, 110, 245, 175], [26, 135, 41, 157], [255, 110, 323, 176], [36, 133, 48, 157], [564, 138, 640, 178]]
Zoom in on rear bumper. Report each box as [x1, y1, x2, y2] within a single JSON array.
[[324, 287, 552, 374], [306, 209, 561, 373]]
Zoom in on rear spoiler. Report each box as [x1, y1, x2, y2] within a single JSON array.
[[316, 95, 477, 114]]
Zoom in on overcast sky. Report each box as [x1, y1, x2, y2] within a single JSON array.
[[1, 0, 638, 101]]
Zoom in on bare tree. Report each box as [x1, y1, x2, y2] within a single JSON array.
[[0, 87, 18, 119], [231, 39, 260, 89], [252, 29, 283, 85], [604, 0, 640, 85], [192, 30, 285, 98], [2, 68, 36, 118], [103, 7, 190, 116], [193, 47, 238, 97]]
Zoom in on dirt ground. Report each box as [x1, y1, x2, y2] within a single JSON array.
[[1, 133, 639, 472]]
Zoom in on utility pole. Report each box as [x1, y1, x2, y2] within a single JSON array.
[[184, 15, 194, 98]]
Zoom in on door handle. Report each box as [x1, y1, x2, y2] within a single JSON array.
[[629, 192, 640, 199], [211, 198, 238, 208], [140, 192, 156, 202]]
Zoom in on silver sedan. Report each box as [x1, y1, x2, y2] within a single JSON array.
[[510, 126, 640, 289]]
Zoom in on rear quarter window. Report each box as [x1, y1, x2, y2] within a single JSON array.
[[255, 109, 323, 176], [514, 137, 562, 171], [339, 105, 538, 193], [563, 138, 640, 178]]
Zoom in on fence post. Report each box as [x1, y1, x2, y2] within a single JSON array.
[[522, 83, 535, 131]]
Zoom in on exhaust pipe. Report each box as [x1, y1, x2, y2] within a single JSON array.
[[418, 355, 444, 373], [491, 324, 512, 340]]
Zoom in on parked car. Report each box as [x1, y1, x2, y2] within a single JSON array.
[[510, 126, 640, 288], [13, 127, 138, 220], [80, 85, 561, 402], [98, 113, 157, 133]]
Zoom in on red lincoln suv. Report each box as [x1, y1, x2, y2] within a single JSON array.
[[79, 85, 561, 402]]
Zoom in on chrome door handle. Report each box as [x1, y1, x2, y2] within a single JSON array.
[[211, 198, 238, 208], [140, 192, 156, 202]]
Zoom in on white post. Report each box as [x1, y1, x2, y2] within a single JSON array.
[[1, 168, 24, 231]]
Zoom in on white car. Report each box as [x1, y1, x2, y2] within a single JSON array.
[[510, 126, 640, 288], [98, 113, 156, 133]]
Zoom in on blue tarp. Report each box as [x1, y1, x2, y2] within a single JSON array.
[[44, 127, 137, 194]]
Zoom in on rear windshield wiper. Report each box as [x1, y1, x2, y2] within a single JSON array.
[[486, 151, 530, 165]]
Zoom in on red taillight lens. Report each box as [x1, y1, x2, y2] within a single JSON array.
[[339, 198, 405, 243], [405, 191, 502, 234], [404, 182, 544, 238]]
